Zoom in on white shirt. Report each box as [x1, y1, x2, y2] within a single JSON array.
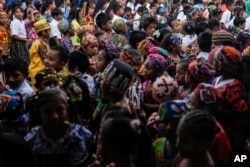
[[127, 2, 135, 14], [197, 51, 209, 60], [50, 19, 62, 39], [182, 34, 197, 47], [80, 73, 95, 95], [112, 14, 127, 23], [220, 9, 232, 28], [245, 16, 250, 32], [133, 13, 141, 30], [10, 18, 27, 38], [177, 5, 187, 22], [15, 80, 35, 103]]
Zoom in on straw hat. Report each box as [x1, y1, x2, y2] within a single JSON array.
[[34, 19, 50, 33]]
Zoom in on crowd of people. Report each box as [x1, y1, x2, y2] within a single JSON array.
[[1, 0, 250, 166]]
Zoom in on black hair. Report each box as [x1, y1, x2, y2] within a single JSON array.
[[242, 55, 250, 64], [183, 21, 195, 35], [137, 6, 148, 14], [99, 49, 118, 62], [125, 6, 132, 12], [68, 7, 81, 23], [194, 22, 209, 36], [181, 0, 190, 5], [198, 32, 212, 52], [51, 8, 63, 17], [44, 0, 55, 8], [195, 16, 208, 24], [173, 0, 181, 4], [178, 57, 194, 70], [103, 105, 135, 121], [226, 0, 234, 7], [160, 33, 176, 52], [208, 18, 220, 30], [153, 27, 172, 42], [68, 51, 90, 73], [50, 46, 69, 63], [168, 17, 177, 28], [34, 68, 58, 88], [101, 118, 153, 167], [233, 16, 245, 27], [113, 3, 123, 14], [211, 8, 222, 17], [141, 16, 158, 30], [179, 111, 219, 142], [150, 3, 157, 9], [94, 31, 104, 37], [129, 30, 149, 49], [235, 32, 250, 51], [236, 0, 244, 7], [234, 7, 244, 17], [3, 57, 28, 77], [95, 12, 112, 29]]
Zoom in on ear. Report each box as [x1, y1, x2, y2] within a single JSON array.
[[58, 61, 66, 69]]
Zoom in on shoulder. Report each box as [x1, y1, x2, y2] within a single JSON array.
[[24, 126, 41, 142], [69, 124, 94, 145]]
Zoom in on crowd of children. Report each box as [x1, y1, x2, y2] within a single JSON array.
[[1, 0, 250, 166]]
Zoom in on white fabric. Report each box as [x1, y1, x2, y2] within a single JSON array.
[[133, 13, 141, 30], [220, 9, 232, 28], [10, 18, 27, 38], [197, 51, 209, 60], [15, 80, 35, 103], [50, 19, 62, 39], [182, 34, 197, 47], [112, 14, 127, 23], [80, 73, 95, 95], [127, 2, 135, 14]]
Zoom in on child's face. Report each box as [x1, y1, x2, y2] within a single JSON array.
[[117, 7, 125, 16], [144, 67, 158, 80], [49, 2, 56, 9], [102, 20, 112, 31], [5, 70, 25, 89], [34, 13, 40, 22], [37, 76, 59, 91], [0, 15, 7, 25], [125, 10, 131, 16], [14, 8, 24, 20], [55, 14, 63, 21], [83, 43, 98, 57], [97, 34, 108, 49], [146, 23, 157, 36], [171, 20, 182, 33], [45, 50, 65, 71], [239, 22, 246, 30], [42, 28, 51, 39], [175, 63, 186, 86], [39, 96, 68, 128], [150, 6, 157, 14], [228, 3, 236, 11], [96, 52, 108, 72]]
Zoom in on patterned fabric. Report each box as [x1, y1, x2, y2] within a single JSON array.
[[71, 19, 81, 47], [193, 83, 224, 110], [141, 54, 168, 75], [158, 100, 189, 122], [213, 76, 248, 112], [136, 38, 157, 56], [58, 20, 70, 33], [60, 37, 74, 53], [112, 18, 126, 33], [81, 14, 95, 32], [188, 58, 215, 82], [24, 123, 94, 166], [147, 112, 160, 131], [153, 137, 169, 167], [81, 32, 98, 48], [152, 76, 178, 103], [215, 46, 242, 65], [149, 47, 168, 58], [0, 25, 10, 56], [119, 49, 144, 71], [58, 66, 71, 86], [112, 34, 128, 47], [102, 31, 115, 49], [10, 38, 29, 63], [25, 19, 38, 42], [212, 30, 234, 44]]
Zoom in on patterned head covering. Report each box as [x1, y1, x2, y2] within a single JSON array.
[[193, 83, 223, 110], [136, 38, 159, 56], [212, 30, 234, 44], [34, 19, 50, 33], [188, 58, 215, 82], [35, 68, 58, 86], [119, 49, 144, 71], [149, 47, 168, 57], [0, 11, 7, 18], [170, 33, 182, 44], [102, 59, 134, 94], [242, 46, 250, 56], [152, 76, 178, 103], [158, 6, 167, 16], [81, 32, 98, 48], [58, 20, 70, 34], [158, 100, 189, 122], [142, 54, 168, 74], [112, 18, 126, 33], [0, 89, 23, 119], [146, 112, 160, 131], [215, 46, 242, 66]]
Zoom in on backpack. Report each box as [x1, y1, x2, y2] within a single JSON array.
[[62, 73, 91, 121]]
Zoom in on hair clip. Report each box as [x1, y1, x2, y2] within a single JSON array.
[[153, 30, 161, 38], [171, 33, 181, 44]]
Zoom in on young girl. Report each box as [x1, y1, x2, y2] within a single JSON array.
[[24, 88, 94, 167], [44, 0, 56, 23], [10, 6, 32, 63], [58, 20, 75, 53], [69, 7, 82, 50], [0, 11, 10, 57], [174, 111, 219, 167], [81, 0, 95, 32], [96, 47, 118, 73]]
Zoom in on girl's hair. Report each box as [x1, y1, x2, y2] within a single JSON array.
[[50, 46, 70, 63], [68, 7, 81, 23], [100, 45, 118, 62], [45, 0, 55, 9], [101, 118, 153, 167], [12, 6, 23, 20], [160, 33, 175, 52], [178, 58, 194, 70], [183, 21, 195, 35], [140, 16, 158, 30], [3, 57, 28, 77], [179, 111, 219, 142], [81, 0, 95, 16], [129, 30, 149, 49], [68, 51, 90, 73], [95, 12, 112, 29]]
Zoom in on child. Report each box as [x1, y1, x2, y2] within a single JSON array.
[[233, 16, 246, 34], [81, 0, 95, 33], [112, 18, 128, 47], [96, 48, 118, 73], [58, 20, 75, 53], [133, 6, 148, 31], [0, 11, 10, 57], [208, 18, 220, 33], [44, 0, 56, 23], [182, 21, 197, 48], [140, 16, 158, 37], [94, 31, 107, 51], [197, 31, 212, 60], [95, 12, 115, 49], [10, 6, 32, 63], [3, 57, 34, 103], [24, 8, 39, 44], [29, 19, 51, 87], [24, 88, 94, 166], [49, 8, 63, 47], [156, 6, 168, 24], [168, 18, 182, 34], [80, 32, 98, 75], [175, 111, 219, 167], [220, 0, 235, 28], [44, 45, 70, 83]]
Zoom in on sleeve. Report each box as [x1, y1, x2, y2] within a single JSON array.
[[10, 20, 20, 36], [69, 125, 94, 166], [50, 22, 62, 39], [220, 11, 229, 26], [24, 127, 39, 147]]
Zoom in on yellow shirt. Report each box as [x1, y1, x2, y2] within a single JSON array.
[[71, 19, 81, 47], [29, 39, 49, 86]]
